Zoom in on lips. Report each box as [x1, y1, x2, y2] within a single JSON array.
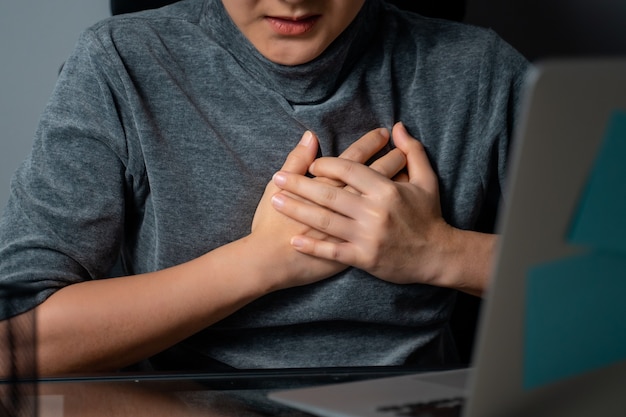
[[266, 15, 321, 36]]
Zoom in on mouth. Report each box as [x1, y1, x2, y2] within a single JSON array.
[[265, 15, 321, 36]]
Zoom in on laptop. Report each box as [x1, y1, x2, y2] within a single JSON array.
[[269, 58, 626, 417]]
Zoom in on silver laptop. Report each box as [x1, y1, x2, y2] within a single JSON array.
[[269, 58, 626, 417]]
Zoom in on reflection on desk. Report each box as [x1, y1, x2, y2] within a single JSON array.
[[8, 367, 440, 417], [39, 380, 289, 417]]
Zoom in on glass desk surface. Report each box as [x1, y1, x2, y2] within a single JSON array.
[[4, 366, 443, 417]]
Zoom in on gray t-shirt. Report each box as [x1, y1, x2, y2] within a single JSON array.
[[0, 0, 529, 370]]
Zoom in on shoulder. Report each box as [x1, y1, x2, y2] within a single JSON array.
[[81, 0, 206, 52], [92, 0, 204, 31], [379, 4, 528, 77], [63, 0, 212, 85]]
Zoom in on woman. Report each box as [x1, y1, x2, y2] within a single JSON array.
[[0, 0, 528, 375]]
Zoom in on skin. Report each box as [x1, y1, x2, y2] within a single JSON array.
[[2, 0, 495, 376], [1, 129, 406, 376], [271, 123, 495, 297], [221, 0, 366, 65]]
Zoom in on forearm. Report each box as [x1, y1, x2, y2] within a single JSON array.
[[10, 128, 390, 376], [33, 237, 278, 376]]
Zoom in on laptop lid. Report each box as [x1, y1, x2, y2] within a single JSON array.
[[465, 57, 626, 417], [269, 58, 626, 417]]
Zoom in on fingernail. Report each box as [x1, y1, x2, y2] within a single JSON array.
[[273, 172, 287, 186], [379, 127, 390, 139], [271, 194, 285, 208], [291, 236, 305, 249], [300, 131, 313, 147]]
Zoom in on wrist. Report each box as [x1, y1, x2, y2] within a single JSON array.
[[433, 227, 495, 297], [208, 236, 287, 298]]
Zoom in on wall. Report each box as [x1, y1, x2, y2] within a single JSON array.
[[464, 0, 626, 61], [0, 0, 109, 211]]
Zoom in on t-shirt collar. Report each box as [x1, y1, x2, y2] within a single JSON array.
[[200, 0, 381, 104]]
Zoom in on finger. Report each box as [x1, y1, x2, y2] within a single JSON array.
[[271, 191, 356, 242], [367, 148, 406, 179], [273, 170, 364, 217], [318, 127, 391, 189], [290, 236, 357, 266], [393, 169, 410, 183], [391, 122, 438, 192], [280, 131, 319, 175], [307, 157, 392, 196], [342, 148, 406, 195], [338, 128, 390, 163]]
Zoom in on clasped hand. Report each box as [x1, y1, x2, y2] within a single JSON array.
[[269, 122, 454, 287], [251, 122, 457, 292]]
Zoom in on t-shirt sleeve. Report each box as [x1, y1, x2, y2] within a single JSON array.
[[0, 28, 130, 319]]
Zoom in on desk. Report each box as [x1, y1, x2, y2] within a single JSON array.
[[3, 367, 434, 417]]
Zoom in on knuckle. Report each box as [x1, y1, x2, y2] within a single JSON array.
[[316, 212, 332, 231], [330, 245, 342, 261], [321, 186, 338, 204], [379, 182, 401, 201], [339, 160, 356, 178]]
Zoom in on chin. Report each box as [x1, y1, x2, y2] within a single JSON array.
[[262, 43, 326, 66]]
